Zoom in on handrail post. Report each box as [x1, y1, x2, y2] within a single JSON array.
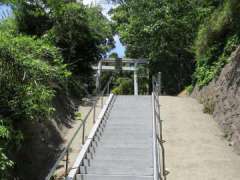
[[65, 150, 69, 177], [107, 82, 110, 95], [93, 102, 96, 124], [82, 121, 85, 145], [158, 72, 161, 95], [101, 95, 104, 109]]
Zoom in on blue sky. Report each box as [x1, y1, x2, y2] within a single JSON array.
[[109, 35, 126, 58], [0, 4, 12, 20], [83, 0, 126, 58]]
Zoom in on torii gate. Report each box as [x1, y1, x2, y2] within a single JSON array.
[[93, 58, 148, 95]]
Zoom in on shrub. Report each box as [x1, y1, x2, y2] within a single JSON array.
[[0, 118, 24, 178], [51, 3, 114, 77], [194, 0, 240, 87], [112, 78, 133, 95], [203, 98, 215, 114], [185, 85, 194, 94], [0, 30, 70, 177]]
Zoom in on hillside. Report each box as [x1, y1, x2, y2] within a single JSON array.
[[192, 47, 240, 153]]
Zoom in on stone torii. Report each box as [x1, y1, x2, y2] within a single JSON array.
[[93, 58, 148, 96]]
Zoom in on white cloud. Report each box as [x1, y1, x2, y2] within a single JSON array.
[[82, 0, 96, 6]]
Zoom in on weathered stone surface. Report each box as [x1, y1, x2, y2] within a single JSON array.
[[192, 47, 240, 153]]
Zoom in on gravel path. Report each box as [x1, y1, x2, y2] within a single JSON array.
[[160, 96, 240, 180]]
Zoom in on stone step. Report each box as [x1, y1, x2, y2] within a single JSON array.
[[96, 146, 152, 152], [89, 162, 152, 170], [92, 151, 153, 161], [105, 124, 152, 129], [80, 166, 153, 176], [102, 128, 152, 133], [109, 115, 151, 119], [105, 118, 151, 123], [95, 142, 152, 149], [102, 131, 152, 137], [103, 127, 152, 133], [94, 147, 152, 158], [88, 159, 153, 168], [76, 174, 153, 180], [99, 138, 152, 145], [72, 96, 154, 180]]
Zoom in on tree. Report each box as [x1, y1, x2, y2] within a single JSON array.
[[109, 52, 119, 59], [51, 3, 114, 78], [9, 0, 114, 81], [0, 1, 114, 177], [111, 0, 204, 94], [0, 26, 70, 178]]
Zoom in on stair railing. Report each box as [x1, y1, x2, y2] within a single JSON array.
[[66, 93, 115, 180], [45, 77, 113, 180], [152, 72, 169, 180]]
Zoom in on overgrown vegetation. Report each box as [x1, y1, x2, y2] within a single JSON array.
[[203, 98, 215, 115], [111, 0, 201, 94], [112, 77, 133, 95], [194, 0, 240, 87], [0, 1, 113, 178], [111, 0, 240, 93], [0, 26, 70, 179], [186, 85, 194, 95], [1, 0, 240, 178]]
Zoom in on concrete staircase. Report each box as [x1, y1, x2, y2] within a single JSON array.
[[76, 96, 154, 180]]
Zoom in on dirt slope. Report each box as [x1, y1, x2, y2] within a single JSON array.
[[161, 96, 240, 180], [192, 47, 240, 153]]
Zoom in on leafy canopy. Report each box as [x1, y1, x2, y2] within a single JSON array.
[[0, 1, 114, 177], [0, 25, 70, 178], [194, 0, 240, 86], [111, 0, 202, 94]]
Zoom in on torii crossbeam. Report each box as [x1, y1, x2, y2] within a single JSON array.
[[93, 58, 148, 95]]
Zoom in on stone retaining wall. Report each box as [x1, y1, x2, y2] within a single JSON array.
[[192, 47, 240, 153]]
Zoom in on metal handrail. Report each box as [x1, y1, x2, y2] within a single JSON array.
[[152, 72, 168, 180], [66, 93, 115, 180], [45, 77, 113, 180]]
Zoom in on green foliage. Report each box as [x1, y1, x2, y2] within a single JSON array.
[[52, 3, 114, 77], [11, 1, 51, 36], [109, 52, 119, 59], [112, 77, 133, 95], [194, 0, 240, 87], [112, 0, 240, 92], [0, 119, 22, 178], [0, 149, 14, 172], [75, 112, 82, 121], [0, 28, 69, 177], [10, 0, 114, 79], [0, 1, 114, 177], [0, 31, 69, 120], [111, 0, 201, 94], [8, 0, 64, 36], [137, 65, 149, 94], [185, 85, 194, 94], [0, 18, 17, 35]]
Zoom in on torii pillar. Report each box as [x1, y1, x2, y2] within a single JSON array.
[[134, 62, 138, 96]]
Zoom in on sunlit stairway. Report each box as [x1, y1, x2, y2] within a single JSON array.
[[76, 95, 154, 180]]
